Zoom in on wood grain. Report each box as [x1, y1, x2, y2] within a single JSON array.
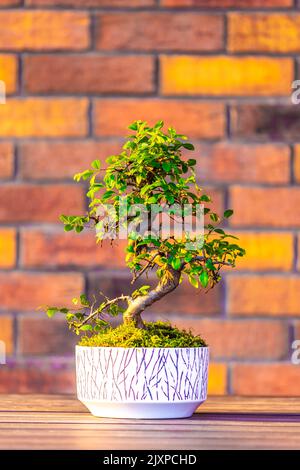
[[0, 395, 299, 450]]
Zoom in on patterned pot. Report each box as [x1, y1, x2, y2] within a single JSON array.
[[76, 346, 209, 419]]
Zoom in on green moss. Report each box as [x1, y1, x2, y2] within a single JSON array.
[[78, 321, 207, 348]]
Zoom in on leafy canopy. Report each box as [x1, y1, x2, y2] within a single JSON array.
[[45, 120, 245, 336]]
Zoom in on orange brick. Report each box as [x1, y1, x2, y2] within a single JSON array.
[[294, 145, 300, 183], [208, 363, 227, 396], [171, 318, 288, 359], [0, 229, 16, 268], [21, 229, 128, 268], [232, 363, 300, 396], [233, 232, 294, 272], [229, 14, 300, 53], [28, 0, 154, 5], [161, 0, 292, 6], [0, 361, 75, 393], [228, 275, 300, 316], [24, 55, 154, 94], [161, 56, 293, 96], [196, 143, 290, 184], [230, 187, 300, 228], [0, 0, 21, 4], [19, 317, 76, 356], [94, 99, 225, 138], [19, 140, 121, 180], [0, 316, 13, 355], [296, 236, 300, 271], [0, 55, 17, 94], [0, 142, 14, 179], [96, 13, 223, 52], [0, 99, 88, 137], [0, 11, 89, 50], [0, 272, 84, 311], [0, 184, 84, 222]]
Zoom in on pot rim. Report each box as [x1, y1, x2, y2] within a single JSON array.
[[76, 345, 209, 350]]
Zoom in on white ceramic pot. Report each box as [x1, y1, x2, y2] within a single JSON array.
[[76, 346, 209, 419]]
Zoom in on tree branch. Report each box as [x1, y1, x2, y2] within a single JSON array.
[[131, 253, 160, 284], [78, 295, 130, 327], [180, 256, 232, 270]]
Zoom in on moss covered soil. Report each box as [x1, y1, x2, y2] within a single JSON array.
[[79, 321, 207, 348]]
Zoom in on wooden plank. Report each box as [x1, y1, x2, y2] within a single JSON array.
[[0, 395, 299, 450]]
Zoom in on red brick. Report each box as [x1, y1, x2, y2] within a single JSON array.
[[96, 13, 223, 52], [293, 145, 300, 183], [195, 143, 290, 184], [0, 316, 13, 355], [0, 184, 84, 223], [228, 275, 300, 316], [0, 98, 88, 137], [232, 363, 300, 396], [296, 235, 300, 271], [94, 99, 225, 139], [231, 105, 300, 141], [161, 0, 292, 6], [171, 318, 289, 360], [0, 272, 84, 311], [19, 317, 76, 356], [230, 186, 300, 228], [88, 272, 222, 315], [27, 0, 154, 5], [0, 11, 89, 50], [0, 142, 14, 179], [0, 361, 75, 393], [24, 55, 154, 94], [295, 321, 300, 338], [19, 140, 121, 180], [21, 229, 127, 268]]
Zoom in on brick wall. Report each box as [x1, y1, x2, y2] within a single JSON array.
[[0, 0, 300, 395]]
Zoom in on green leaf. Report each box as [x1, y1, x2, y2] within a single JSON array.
[[183, 144, 195, 151], [187, 158, 196, 165], [75, 225, 84, 233], [128, 122, 138, 131], [46, 308, 58, 318], [80, 325, 93, 332], [200, 270, 209, 288], [215, 228, 225, 235], [154, 120, 164, 129], [210, 213, 219, 222], [80, 294, 89, 306], [64, 224, 73, 232], [147, 196, 158, 204], [72, 298, 78, 305], [205, 259, 216, 271], [162, 162, 171, 172], [188, 275, 199, 288], [171, 258, 181, 270], [224, 209, 234, 218], [200, 194, 211, 202], [91, 159, 101, 170]]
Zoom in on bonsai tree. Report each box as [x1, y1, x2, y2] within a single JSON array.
[[45, 121, 245, 341]]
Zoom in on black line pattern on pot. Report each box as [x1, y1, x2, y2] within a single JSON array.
[[76, 347, 209, 402]]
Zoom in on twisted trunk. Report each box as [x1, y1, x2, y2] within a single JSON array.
[[123, 268, 181, 328]]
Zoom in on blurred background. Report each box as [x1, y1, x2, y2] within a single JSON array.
[[0, 0, 300, 396]]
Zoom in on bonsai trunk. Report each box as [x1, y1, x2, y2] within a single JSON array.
[[123, 268, 181, 329]]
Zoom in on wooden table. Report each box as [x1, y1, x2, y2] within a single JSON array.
[[0, 395, 299, 450]]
